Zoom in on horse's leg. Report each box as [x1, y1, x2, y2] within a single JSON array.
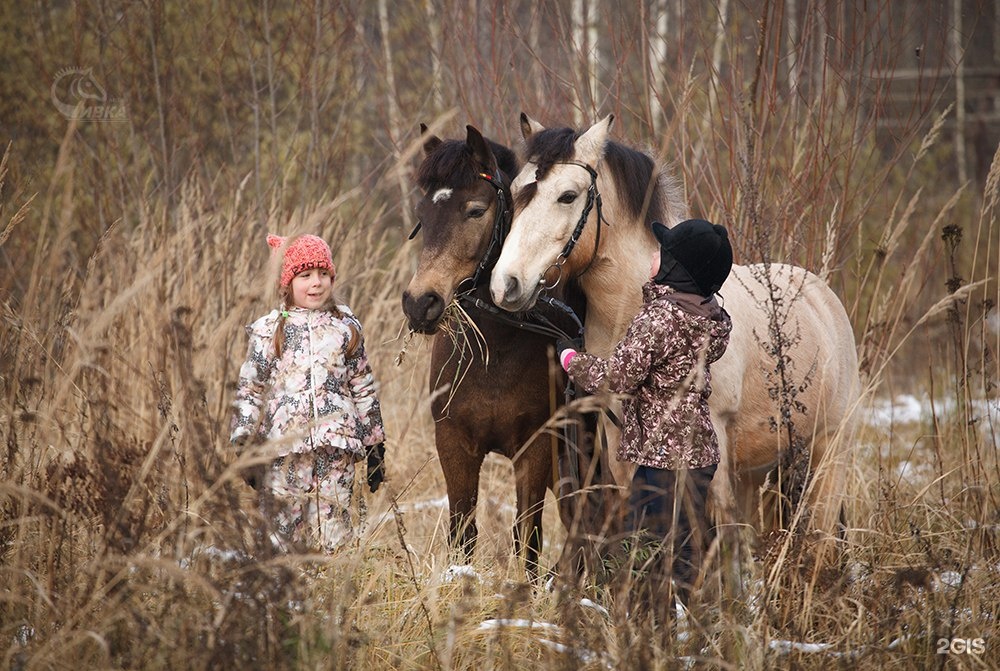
[[438, 431, 487, 564], [707, 410, 737, 527], [513, 437, 551, 581], [709, 413, 746, 612], [804, 429, 850, 570]]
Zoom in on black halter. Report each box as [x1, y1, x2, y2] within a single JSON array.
[[539, 161, 607, 292]]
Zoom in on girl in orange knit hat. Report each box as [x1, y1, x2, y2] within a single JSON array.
[[231, 233, 386, 553]]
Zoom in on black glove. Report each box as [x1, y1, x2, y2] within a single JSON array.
[[556, 337, 584, 355], [366, 442, 386, 493], [233, 435, 263, 490], [242, 464, 265, 491]]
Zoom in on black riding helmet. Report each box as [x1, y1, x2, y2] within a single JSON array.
[[651, 219, 733, 298]]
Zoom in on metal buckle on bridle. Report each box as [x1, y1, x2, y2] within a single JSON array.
[[539, 260, 565, 291]]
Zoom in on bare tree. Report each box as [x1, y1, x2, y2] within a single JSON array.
[[648, 0, 670, 135], [378, 0, 414, 232], [952, 0, 968, 184]]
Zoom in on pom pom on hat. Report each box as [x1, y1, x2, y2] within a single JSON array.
[[268, 233, 335, 287]]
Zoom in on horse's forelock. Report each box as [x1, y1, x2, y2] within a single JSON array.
[[417, 137, 518, 193], [526, 127, 581, 180], [416, 140, 478, 193], [513, 181, 538, 212], [487, 140, 519, 181]]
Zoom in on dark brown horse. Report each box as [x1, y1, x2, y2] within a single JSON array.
[[402, 124, 592, 578]]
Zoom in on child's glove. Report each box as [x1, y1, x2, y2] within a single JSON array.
[[233, 435, 264, 490], [242, 464, 265, 491], [366, 442, 386, 493], [556, 337, 583, 371]]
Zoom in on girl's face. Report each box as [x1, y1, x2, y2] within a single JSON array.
[[289, 267, 333, 309], [649, 250, 660, 280]]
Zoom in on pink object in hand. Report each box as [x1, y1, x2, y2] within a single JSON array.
[[559, 349, 577, 371]]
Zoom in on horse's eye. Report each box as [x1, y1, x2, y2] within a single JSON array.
[[467, 207, 487, 219], [557, 191, 577, 204]]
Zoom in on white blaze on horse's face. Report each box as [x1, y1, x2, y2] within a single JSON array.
[[490, 115, 613, 312]]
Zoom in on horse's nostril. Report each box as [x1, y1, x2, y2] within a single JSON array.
[[403, 290, 446, 332], [504, 276, 520, 302], [423, 292, 444, 322]]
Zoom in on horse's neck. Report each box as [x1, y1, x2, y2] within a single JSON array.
[[580, 264, 647, 358], [579, 212, 656, 356]]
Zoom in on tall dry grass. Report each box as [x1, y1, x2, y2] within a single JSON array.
[[2, 2, 999, 669]]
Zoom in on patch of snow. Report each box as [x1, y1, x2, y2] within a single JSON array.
[[178, 545, 251, 569], [894, 459, 933, 481], [579, 598, 609, 617], [14, 624, 34, 647], [397, 496, 449, 512], [868, 394, 924, 427], [478, 618, 561, 632], [938, 570, 963, 588], [770, 639, 834, 654], [442, 564, 481, 583], [536, 638, 607, 667]]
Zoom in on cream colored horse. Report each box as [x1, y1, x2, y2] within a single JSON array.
[[490, 114, 860, 550]]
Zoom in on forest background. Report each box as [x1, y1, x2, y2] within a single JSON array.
[[1, 1, 999, 669]]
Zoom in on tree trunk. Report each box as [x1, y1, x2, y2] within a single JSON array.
[[378, 0, 414, 232]]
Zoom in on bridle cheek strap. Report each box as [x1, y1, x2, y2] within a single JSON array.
[[540, 162, 607, 291], [461, 171, 513, 292]]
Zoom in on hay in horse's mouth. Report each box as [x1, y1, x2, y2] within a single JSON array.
[[429, 299, 490, 414]]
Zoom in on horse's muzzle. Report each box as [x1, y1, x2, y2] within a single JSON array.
[[491, 274, 537, 312], [402, 290, 445, 334]]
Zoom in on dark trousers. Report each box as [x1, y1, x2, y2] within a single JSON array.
[[625, 463, 717, 610]]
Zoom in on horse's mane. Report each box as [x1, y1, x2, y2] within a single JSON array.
[[522, 126, 680, 225], [417, 138, 518, 192]]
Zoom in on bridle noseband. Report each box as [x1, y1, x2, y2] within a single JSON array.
[[539, 161, 607, 292]]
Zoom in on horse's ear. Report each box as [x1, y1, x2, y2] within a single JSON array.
[[465, 125, 498, 175], [420, 123, 442, 155], [520, 113, 545, 140], [574, 115, 614, 165]]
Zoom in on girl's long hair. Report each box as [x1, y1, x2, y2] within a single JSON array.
[[272, 285, 361, 359]]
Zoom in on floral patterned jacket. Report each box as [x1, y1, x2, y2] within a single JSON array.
[[568, 282, 732, 470], [230, 305, 385, 458]]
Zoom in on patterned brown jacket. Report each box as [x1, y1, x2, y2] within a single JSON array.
[[567, 281, 732, 470]]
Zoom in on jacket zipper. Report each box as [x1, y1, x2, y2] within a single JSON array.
[[307, 311, 319, 450]]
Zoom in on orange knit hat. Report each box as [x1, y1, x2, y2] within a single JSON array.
[[267, 234, 335, 287]]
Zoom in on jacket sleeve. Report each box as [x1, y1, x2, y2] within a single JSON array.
[[230, 325, 273, 449], [346, 330, 386, 447], [568, 313, 662, 395], [706, 309, 733, 364]]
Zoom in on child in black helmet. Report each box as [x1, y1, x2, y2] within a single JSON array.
[[558, 218, 733, 613]]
